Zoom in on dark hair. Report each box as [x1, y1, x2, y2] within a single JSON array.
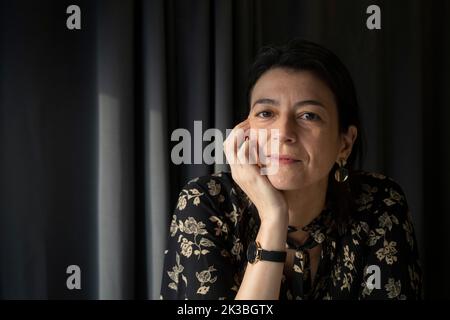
[[247, 39, 366, 230]]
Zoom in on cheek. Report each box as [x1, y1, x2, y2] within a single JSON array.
[[305, 131, 340, 165], [248, 123, 273, 150]]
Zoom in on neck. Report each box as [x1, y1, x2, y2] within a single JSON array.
[[283, 177, 328, 229]]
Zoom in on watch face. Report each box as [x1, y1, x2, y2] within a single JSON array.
[[246, 241, 257, 263]]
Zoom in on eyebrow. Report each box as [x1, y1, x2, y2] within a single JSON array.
[[251, 98, 326, 110]]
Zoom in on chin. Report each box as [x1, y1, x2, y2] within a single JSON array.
[[266, 172, 305, 191]]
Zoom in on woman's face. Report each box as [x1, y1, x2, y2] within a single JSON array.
[[248, 68, 357, 190]]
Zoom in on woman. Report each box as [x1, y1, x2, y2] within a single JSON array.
[[160, 39, 423, 300]]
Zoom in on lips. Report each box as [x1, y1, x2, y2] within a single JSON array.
[[268, 154, 300, 161], [267, 154, 301, 165]]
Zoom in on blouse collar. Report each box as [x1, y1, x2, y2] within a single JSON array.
[[299, 207, 336, 244]]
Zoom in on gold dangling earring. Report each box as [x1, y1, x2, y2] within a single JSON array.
[[334, 158, 349, 182]]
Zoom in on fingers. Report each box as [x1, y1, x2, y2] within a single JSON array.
[[224, 120, 250, 165], [247, 130, 259, 166], [224, 119, 266, 171], [224, 120, 249, 148], [236, 131, 250, 165], [237, 129, 263, 168]]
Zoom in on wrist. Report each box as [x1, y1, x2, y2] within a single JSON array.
[[259, 212, 288, 230], [256, 220, 288, 251], [247, 240, 287, 264]]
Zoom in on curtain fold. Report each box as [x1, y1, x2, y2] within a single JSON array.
[[1, 0, 99, 299], [140, 0, 170, 300], [1, 0, 449, 299], [96, 0, 135, 299]]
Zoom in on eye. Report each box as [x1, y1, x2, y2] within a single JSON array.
[[255, 110, 273, 118], [299, 112, 321, 121]]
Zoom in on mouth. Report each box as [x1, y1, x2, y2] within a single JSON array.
[[267, 155, 302, 165]]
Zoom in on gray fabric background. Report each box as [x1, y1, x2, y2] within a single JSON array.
[[0, 0, 449, 299]]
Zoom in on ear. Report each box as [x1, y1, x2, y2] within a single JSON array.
[[337, 125, 358, 161]]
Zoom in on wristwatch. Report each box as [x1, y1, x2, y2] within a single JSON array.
[[246, 240, 287, 264]]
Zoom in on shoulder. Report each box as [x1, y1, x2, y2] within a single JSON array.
[[182, 171, 236, 196], [348, 170, 411, 233], [174, 171, 249, 234], [178, 171, 245, 210], [350, 170, 408, 212]]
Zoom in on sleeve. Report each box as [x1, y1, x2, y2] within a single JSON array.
[[359, 179, 423, 300], [160, 177, 239, 300]]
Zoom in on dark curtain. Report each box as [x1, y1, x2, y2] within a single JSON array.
[[0, 0, 449, 299]]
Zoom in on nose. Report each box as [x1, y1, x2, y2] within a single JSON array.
[[272, 114, 297, 144]]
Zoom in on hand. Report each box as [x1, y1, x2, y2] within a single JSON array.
[[223, 119, 288, 226]]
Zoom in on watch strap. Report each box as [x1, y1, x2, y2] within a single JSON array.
[[260, 248, 287, 262]]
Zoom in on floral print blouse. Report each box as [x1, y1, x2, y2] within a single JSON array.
[[160, 171, 423, 300]]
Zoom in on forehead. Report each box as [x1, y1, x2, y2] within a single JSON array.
[[251, 68, 336, 106]]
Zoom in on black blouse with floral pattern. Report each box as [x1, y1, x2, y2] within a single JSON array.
[[160, 171, 423, 300]]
